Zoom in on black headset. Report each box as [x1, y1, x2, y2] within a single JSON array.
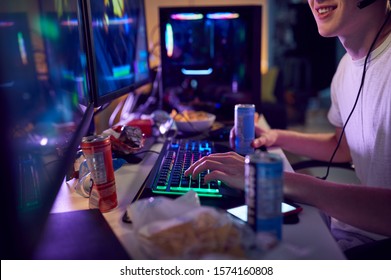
[[357, 0, 391, 9], [357, 0, 377, 9]]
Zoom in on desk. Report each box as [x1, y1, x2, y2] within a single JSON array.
[[51, 138, 345, 260]]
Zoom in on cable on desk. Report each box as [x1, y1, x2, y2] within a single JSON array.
[[133, 150, 160, 156]]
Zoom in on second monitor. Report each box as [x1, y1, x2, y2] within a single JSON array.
[[159, 5, 262, 122], [84, 0, 151, 107]]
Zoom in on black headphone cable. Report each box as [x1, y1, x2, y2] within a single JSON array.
[[319, 11, 391, 180]]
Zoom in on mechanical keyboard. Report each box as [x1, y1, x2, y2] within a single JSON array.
[[152, 138, 222, 197], [132, 138, 245, 209]]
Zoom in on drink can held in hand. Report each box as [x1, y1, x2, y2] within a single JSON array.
[[81, 135, 118, 212], [234, 104, 255, 155], [245, 151, 283, 241]]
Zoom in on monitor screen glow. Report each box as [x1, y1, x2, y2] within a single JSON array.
[[87, 0, 151, 107], [159, 5, 262, 121]]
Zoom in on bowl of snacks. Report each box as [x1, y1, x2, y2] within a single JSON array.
[[170, 110, 216, 133]]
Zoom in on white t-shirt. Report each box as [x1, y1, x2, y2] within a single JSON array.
[[327, 32, 391, 251]]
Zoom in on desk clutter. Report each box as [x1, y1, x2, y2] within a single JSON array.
[[122, 191, 310, 260], [64, 111, 312, 260], [124, 191, 275, 259], [52, 117, 346, 260]]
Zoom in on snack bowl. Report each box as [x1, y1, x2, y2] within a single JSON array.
[[172, 111, 216, 133]]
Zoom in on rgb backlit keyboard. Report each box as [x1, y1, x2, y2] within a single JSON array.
[[150, 138, 222, 197]]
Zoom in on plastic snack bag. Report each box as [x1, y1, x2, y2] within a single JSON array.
[[125, 191, 262, 259]]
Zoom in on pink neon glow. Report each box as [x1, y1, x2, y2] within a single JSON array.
[[0, 21, 15, 27], [170, 13, 203, 20], [206, 12, 239, 20]]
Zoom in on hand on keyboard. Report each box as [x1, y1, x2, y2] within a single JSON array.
[[184, 151, 246, 191], [134, 138, 245, 209], [151, 139, 223, 197]]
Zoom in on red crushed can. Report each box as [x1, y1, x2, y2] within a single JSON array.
[[80, 135, 118, 212]]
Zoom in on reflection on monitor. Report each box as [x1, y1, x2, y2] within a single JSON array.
[[159, 5, 262, 121], [86, 0, 151, 107], [41, 11, 90, 107], [0, 12, 44, 122], [0, 0, 94, 259]]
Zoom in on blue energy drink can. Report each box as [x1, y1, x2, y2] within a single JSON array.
[[245, 151, 283, 241], [234, 104, 255, 155]]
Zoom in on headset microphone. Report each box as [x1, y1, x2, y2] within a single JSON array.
[[357, 0, 377, 9]]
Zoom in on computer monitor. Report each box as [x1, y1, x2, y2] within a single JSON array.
[[159, 5, 262, 121], [0, 12, 47, 122], [40, 9, 90, 107], [83, 0, 151, 107], [0, 0, 95, 259]]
